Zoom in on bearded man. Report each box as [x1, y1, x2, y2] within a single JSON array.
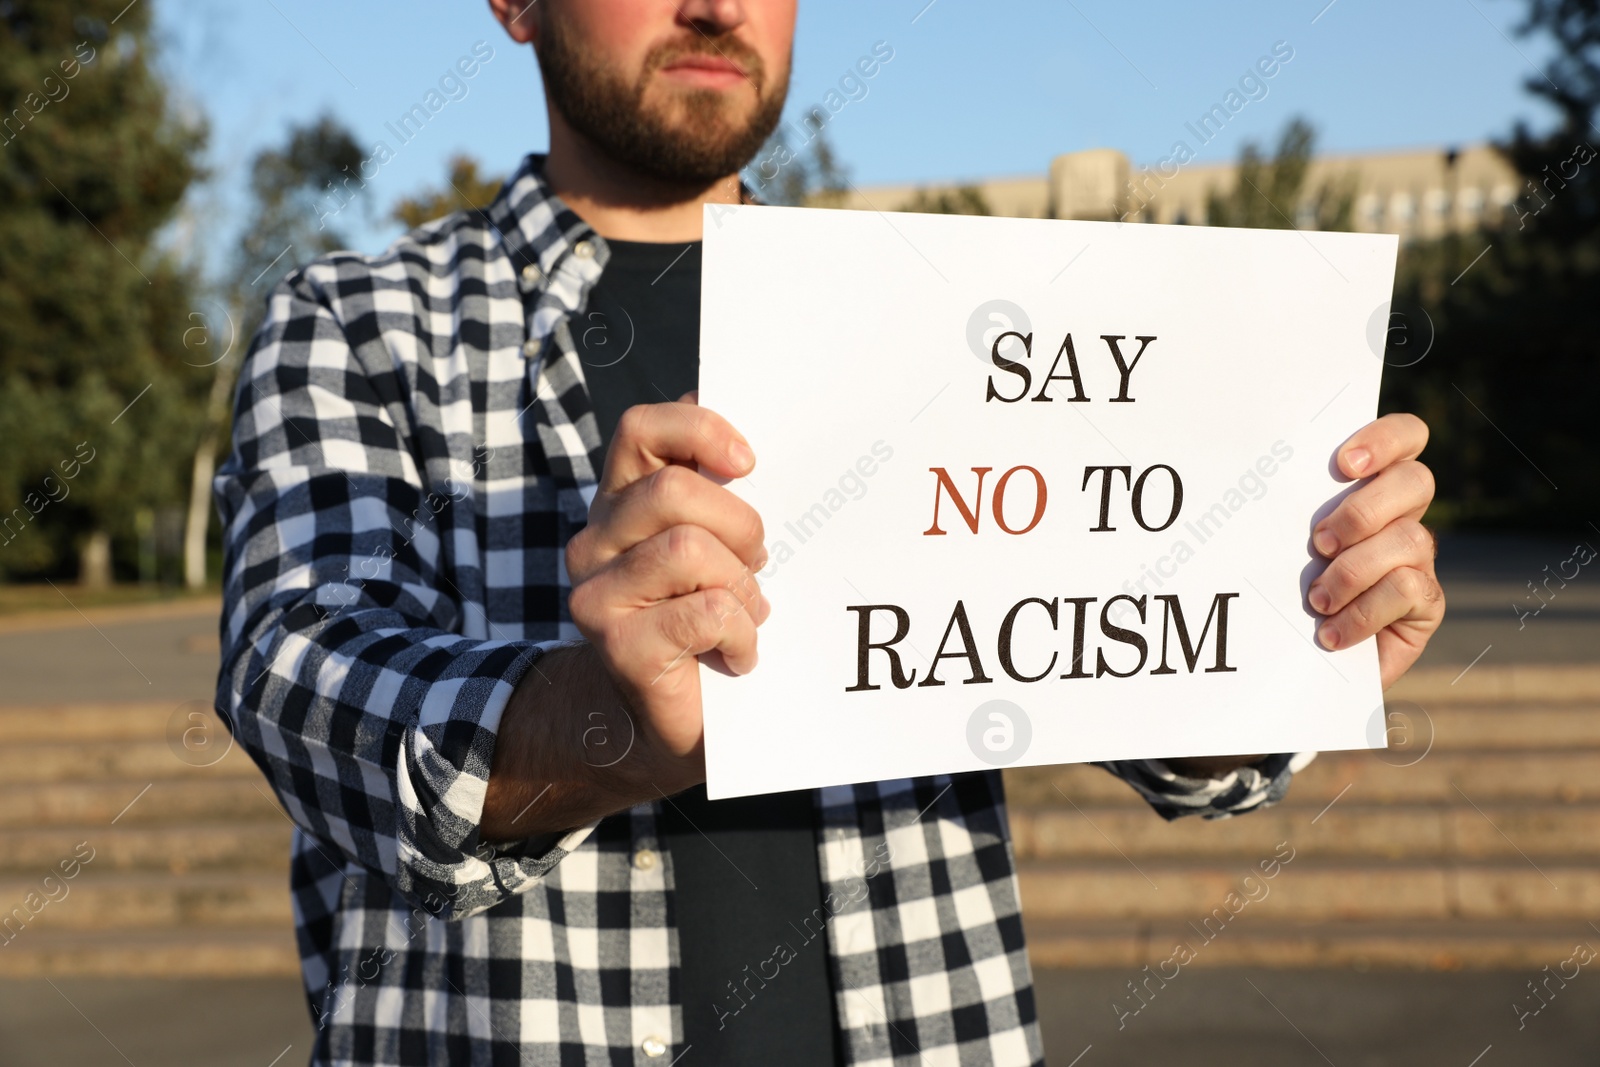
[[214, 2, 1445, 1063]]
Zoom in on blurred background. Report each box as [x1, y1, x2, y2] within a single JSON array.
[[1, 0, 1596, 1063]]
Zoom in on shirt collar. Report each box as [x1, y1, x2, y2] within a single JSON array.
[[486, 152, 759, 294], [485, 153, 606, 295]]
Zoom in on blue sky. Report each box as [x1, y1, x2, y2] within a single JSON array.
[[155, 0, 1562, 270]]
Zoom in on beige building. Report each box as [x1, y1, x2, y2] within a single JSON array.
[[844, 143, 1525, 240]]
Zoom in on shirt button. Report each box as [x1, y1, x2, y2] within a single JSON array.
[[520, 263, 543, 285], [633, 848, 658, 871], [641, 1035, 668, 1058], [573, 240, 595, 259], [521, 339, 539, 358]]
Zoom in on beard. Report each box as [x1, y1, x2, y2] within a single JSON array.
[[536, 19, 789, 186]]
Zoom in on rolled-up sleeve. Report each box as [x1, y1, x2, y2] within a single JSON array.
[[1095, 752, 1316, 820], [214, 269, 590, 921]]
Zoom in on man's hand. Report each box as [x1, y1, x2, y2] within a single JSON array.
[[1308, 412, 1445, 689], [481, 394, 767, 841], [566, 394, 768, 760], [1164, 413, 1445, 781]]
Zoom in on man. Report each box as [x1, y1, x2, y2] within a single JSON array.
[[214, 1, 1445, 1063]]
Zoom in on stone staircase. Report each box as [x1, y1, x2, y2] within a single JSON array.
[[0, 666, 1594, 976], [0, 703, 298, 977], [1009, 665, 1600, 970]]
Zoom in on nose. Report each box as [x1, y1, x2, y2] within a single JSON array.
[[674, 0, 746, 34]]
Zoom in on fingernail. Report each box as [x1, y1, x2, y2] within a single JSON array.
[[1346, 447, 1371, 476], [729, 440, 754, 472], [1313, 528, 1339, 557], [1317, 621, 1339, 650], [1308, 585, 1331, 613]]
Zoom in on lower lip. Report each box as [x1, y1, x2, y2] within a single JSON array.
[[659, 65, 748, 89]]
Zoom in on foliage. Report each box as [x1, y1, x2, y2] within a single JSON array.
[[1383, 0, 1600, 527], [1204, 117, 1355, 231], [897, 185, 992, 216], [175, 115, 373, 590], [390, 154, 505, 230], [746, 111, 849, 207], [0, 0, 208, 579], [227, 114, 368, 342]]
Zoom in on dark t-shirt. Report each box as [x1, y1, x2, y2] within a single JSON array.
[[580, 238, 842, 1065]]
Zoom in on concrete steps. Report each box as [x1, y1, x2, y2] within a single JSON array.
[[0, 664, 1594, 975], [0, 871, 291, 932], [0, 927, 299, 978], [0, 699, 297, 977], [0, 779, 281, 829], [0, 739, 258, 785], [1007, 665, 1600, 969], [1020, 919, 1600, 970], [0, 824, 292, 873], [1011, 803, 1600, 860], [1016, 860, 1600, 921]]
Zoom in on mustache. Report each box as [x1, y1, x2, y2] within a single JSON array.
[[643, 33, 767, 90]]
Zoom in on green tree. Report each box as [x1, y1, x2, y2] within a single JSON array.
[[181, 115, 370, 587], [1383, 0, 1600, 527], [391, 154, 505, 230], [0, 0, 208, 585], [747, 111, 849, 207], [1205, 118, 1355, 231], [897, 185, 992, 215]]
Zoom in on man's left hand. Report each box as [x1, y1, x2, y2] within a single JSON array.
[[1307, 411, 1446, 689]]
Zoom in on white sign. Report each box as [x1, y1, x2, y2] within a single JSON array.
[[698, 204, 1396, 800]]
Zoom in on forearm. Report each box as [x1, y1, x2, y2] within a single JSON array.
[[481, 642, 700, 842]]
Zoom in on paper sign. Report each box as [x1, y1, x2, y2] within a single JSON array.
[[698, 204, 1396, 800]]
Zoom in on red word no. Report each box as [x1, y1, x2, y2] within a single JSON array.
[[923, 466, 1048, 536]]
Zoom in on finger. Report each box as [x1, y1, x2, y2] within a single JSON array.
[[601, 402, 753, 493], [1313, 459, 1435, 557], [1309, 519, 1436, 617], [1316, 564, 1443, 652], [1336, 412, 1428, 480], [577, 463, 766, 578], [633, 587, 762, 676], [581, 524, 766, 626]]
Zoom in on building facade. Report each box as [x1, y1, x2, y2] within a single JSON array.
[[845, 144, 1526, 240]]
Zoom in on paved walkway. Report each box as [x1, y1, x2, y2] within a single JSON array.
[[6, 968, 1593, 1066], [1035, 967, 1599, 1066]]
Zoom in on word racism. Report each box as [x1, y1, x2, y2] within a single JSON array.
[[1112, 841, 1296, 1028], [846, 327, 1245, 692], [316, 41, 496, 230]]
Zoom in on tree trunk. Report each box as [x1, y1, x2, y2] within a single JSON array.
[[79, 529, 112, 588], [182, 351, 241, 590], [183, 427, 218, 590]]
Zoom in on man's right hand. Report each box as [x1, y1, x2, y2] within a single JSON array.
[[481, 394, 767, 842]]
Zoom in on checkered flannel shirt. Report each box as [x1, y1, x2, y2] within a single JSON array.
[[214, 153, 1309, 1066]]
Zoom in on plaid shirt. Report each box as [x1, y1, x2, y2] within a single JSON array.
[[214, 153, 1307, 1067]]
